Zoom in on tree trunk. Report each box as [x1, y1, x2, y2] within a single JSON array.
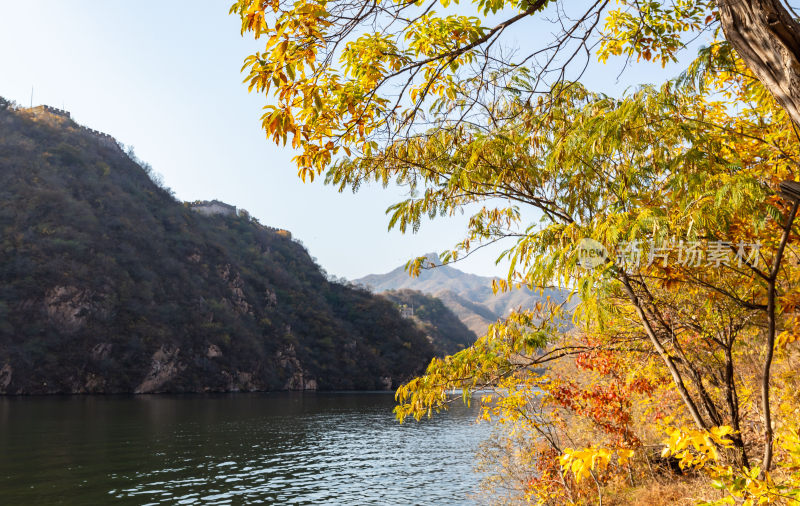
[[760, 200, 799, 472], [618, 274, 710, 432], [716, 0, 800, 125], [723, 344, 749, 468]]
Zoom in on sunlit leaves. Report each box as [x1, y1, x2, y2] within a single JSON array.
[[598, 0, 717, 66], [394, 304, 560, 422], [559, 447, 610, 482], [232, 0, 718, 177], [660, 425, 735, 470], [662, 425, 800, 505]]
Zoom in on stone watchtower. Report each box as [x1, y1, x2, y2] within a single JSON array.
[[188, 200, 237, 217], [27, 105, 71, 119]]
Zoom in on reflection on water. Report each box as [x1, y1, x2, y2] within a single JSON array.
[[0, 393, 489, 504]]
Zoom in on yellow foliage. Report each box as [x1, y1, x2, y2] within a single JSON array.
[[660, 426, 735, 470], [230, 0, 800, 503], [559, 446, 626, 482]]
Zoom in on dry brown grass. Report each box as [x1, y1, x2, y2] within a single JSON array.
[[606, 475, 718, 505]]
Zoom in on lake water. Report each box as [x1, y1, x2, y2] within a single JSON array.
[[0, 393, 491, 505]]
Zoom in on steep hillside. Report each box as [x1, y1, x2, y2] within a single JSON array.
[[431, 290, 498, 338], [0, 100, 437, 394], [380, 289, 476, 355], [355, 253, 567, 336]]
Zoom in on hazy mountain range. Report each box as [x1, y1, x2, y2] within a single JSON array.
[[355, 254, 567, 336]]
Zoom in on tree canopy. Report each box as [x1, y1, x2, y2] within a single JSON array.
[[232, 0, 800, 502], [230, 0, 800, 178]]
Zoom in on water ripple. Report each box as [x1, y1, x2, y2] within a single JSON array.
[[0, 393, 489, 504]]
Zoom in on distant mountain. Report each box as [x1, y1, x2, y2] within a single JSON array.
[[356, 253, 496, 303], [355, 254, 567, 336], [0, 100, 439, 394]]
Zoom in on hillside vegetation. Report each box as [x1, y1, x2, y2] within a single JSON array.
[[380, 289, 476, 355], [0, 99, 438, 394]]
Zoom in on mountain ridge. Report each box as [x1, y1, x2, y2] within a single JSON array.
[[0, 100, 443, 394], [355, 254, 567, 336]]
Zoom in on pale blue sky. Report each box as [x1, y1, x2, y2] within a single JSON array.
[[0, 1, 703, 279]]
